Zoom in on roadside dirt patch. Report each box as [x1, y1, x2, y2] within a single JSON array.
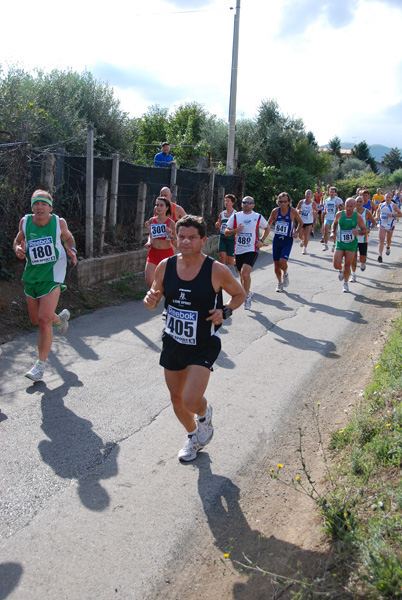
[[0, 259, 148, 345], [151, 277, 400, 600]]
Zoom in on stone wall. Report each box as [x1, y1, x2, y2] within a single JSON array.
[[76, 235, 219, 288]]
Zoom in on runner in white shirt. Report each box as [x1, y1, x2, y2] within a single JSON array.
[[376, 191, 402, 262], [296, 189, 318, 255], [322, 187, 344, 252], [225, 196, 270, 310]]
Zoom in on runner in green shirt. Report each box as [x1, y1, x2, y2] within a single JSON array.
[[330, 197, 367, 293], [13, 189, 77, 381]]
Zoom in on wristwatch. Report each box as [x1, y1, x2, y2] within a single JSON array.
[[222, 305, 233, 320]]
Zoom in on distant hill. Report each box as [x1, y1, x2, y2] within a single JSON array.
[[369, 145, 392, 162], [320, 143, 400, 163]]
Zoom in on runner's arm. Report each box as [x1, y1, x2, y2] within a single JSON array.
[[355, 214, 367, 236], [366, 211, 376, 227], [392, 205, 402, 218], [13, 218, 26, 260], [330, 212, 341, 239], [144, 261, 167, 311], [267, 208, 279, 227], [259, 223, 271, 245], [176, 205, 186, 219], [208, 263, 247, 324], [60, 218, 78, 266], [292, 209, 304, 236]]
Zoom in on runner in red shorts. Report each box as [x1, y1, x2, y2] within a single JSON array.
[[145, 197, 176, 286]]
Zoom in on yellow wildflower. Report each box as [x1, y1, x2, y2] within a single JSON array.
[[386, 424, 391, 427], [277, 464, 283, 469], [296, 476, 301, 480], [224, 553, 229, 558]]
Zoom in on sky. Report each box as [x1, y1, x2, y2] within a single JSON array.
[[2, 0, 402, 148]]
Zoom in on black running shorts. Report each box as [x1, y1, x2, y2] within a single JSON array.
[[160, 332, 221, 372]]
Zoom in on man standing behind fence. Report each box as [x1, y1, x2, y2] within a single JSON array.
[[154, 142, 176, 168]]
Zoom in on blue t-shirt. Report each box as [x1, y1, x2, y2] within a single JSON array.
[[154, 151, 174, 168]]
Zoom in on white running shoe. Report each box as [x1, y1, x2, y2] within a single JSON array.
[[55, 309, 70, 335], [343, 282, 349, 293], [360, 263, 366, 271], [275, 282, 283, 293], [178, 434, 203, 462], [282, 272, 289, 287], [338, 270, 344, 281], [302, 247, 307, 255], [386, 247, 391, 256], [25, 362, 44, 382], [244, 292, 253, 310], [322, 244, 328, 251], [196, 404, 214, 446], [350, 272, 356, 283]]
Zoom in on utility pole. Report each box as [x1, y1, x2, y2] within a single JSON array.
[[86, 123, 94, 258], [226, 0, 241, 175]]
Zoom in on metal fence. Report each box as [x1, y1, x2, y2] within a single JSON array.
[[0, 146, 243, 268]]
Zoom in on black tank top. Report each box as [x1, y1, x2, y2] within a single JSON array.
[[163, 255, 223, 345]]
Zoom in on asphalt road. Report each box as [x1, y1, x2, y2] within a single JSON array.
[[1, 228, 401, 599]]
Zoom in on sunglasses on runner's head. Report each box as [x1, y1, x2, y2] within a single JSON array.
[[242, 200, 253, 204]]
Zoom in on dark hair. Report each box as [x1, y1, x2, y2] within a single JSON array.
[[224, 193, 237, 205], [155, 196, 171, 216], [176, 214, 207, 238], [277, 191, 292, 206]]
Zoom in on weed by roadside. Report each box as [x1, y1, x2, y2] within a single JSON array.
[[234, 315, 402, 598]]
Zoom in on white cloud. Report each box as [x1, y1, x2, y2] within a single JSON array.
[[1, 0, 402, 147]]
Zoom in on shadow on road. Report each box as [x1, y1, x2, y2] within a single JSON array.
[[0, 562, 23, 600], [249, 311, 339, 358], [27, 367, 119, 512], [194, 454, 330, 599], [286, 292, 367, 324]]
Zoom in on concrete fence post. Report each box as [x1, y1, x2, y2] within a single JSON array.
[[110, 153, 119, 227], [135, 182, 147, 243]]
